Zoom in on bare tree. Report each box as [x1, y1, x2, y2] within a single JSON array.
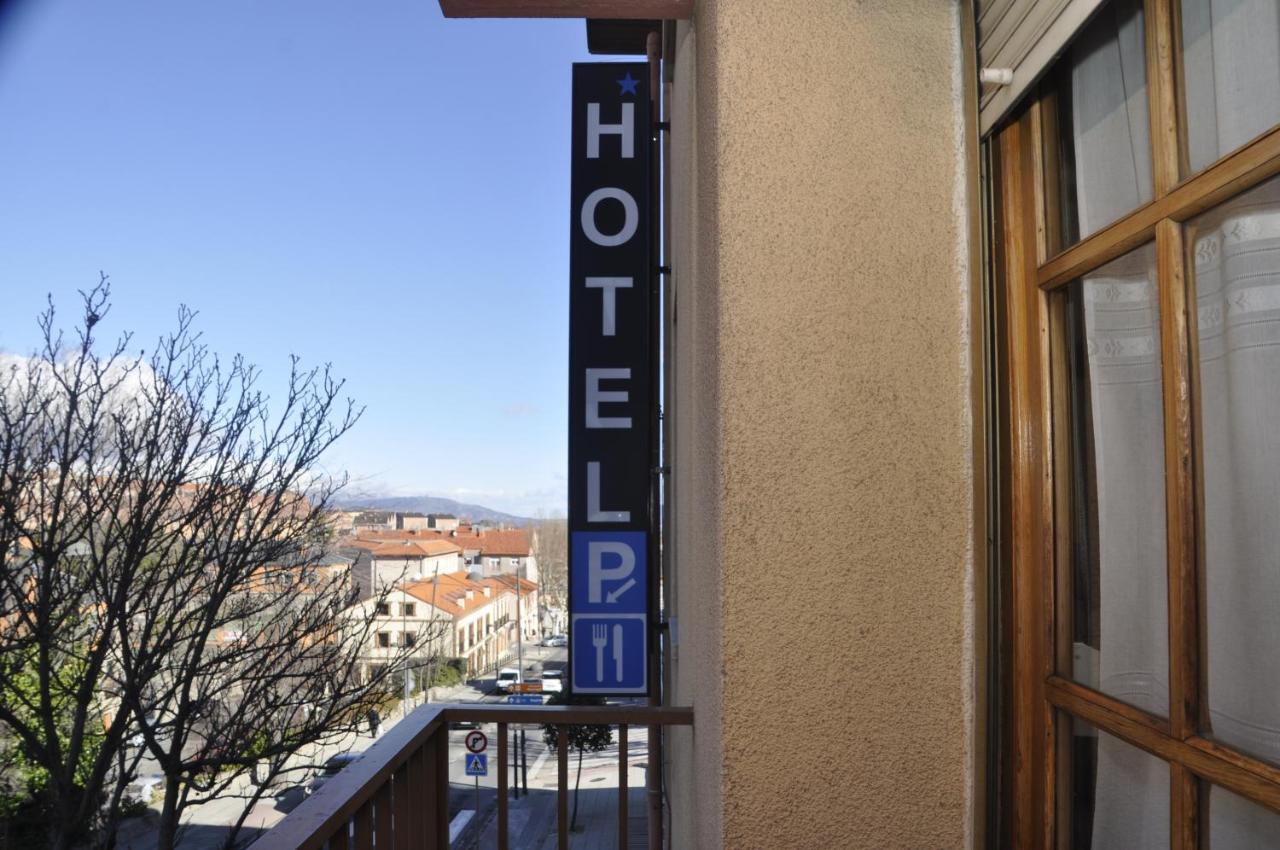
[[529, 512, 566, 631], [0, 279, 431, 849]]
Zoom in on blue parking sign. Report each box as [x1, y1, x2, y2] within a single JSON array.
[[569, 531, 648, 694], [571, 532, 647, 615]]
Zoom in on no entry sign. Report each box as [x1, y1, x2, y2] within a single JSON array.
[[567, 62, 652, 696]]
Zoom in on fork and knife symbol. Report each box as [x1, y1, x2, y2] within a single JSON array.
[[592, 623, 624, 681]]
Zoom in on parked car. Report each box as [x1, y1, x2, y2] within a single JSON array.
[[540, 669, 563, 694], [307, 752, 361, 796], [495, 667, 521, 692], [127, 716, 163, 749], [543, 634, 568, 648], [123, 775, 163, 808]]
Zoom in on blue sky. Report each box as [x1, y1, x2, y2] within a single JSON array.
[[0, 1, 614, 517]]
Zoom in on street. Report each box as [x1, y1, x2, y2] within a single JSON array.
[[116, 642, 571, 849]]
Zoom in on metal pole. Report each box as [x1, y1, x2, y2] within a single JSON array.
[[474, 774, 482, 850], [645, 30, 665, 850], [403, 589, 410, 718], [425, 556, 444, 703], [515, 572, 524, 679], [499, 724, 510, 846], [511, 724, 520, 798], [520, 728, 529, 795]]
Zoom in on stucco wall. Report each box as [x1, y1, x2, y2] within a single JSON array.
[[668, 2, 976, 848]]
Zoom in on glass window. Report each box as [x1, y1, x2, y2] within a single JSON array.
[[1180, 0, 1280, 174], [1188, 173, 1280, 766], [1046, 0, 1153, 250], [1054, 244, 1169, 716], [1202, 782, 1280, 849], [1058, 714, 1169, 849]]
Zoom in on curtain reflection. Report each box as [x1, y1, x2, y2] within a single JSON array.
[[1063, 0, 1280, 846]]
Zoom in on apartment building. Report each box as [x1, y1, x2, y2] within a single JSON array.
[[340, 536, 464, 599]]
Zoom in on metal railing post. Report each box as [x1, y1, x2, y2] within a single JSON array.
[[498, 722, 509, 850], [618, 724, 630, 848], [558, 727, 570, 850]]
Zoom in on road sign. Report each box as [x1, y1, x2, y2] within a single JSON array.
[[464, 730, 487, 754], [567, 62, 653, 699], [570, 530, 648, 694], [464, 753, 487, 777], [507, 694, 542, 705], [571, 613, 646, 694], [511, 682, 543, 694]]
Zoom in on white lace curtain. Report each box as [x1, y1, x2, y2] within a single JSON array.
[[1072, 0, 1280, 846]]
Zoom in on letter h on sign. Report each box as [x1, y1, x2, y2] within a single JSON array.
[[567, 63, 652, 696]]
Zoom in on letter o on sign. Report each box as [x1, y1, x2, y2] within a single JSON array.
[[581, 187, 638, 247]]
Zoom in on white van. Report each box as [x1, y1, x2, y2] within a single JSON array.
[[496, 667, 521, 692], [540, 669, 563, 694]]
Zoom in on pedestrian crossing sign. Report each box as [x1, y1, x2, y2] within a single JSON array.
[[465, 753, 487, 776]]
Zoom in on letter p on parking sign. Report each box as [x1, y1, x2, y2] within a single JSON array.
[[571, 532, 647, 694]]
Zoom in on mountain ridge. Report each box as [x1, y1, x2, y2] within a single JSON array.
[[331, 493, 530, 526]]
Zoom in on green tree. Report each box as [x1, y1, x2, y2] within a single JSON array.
[[0, 644, 108, 847], [540, 692, 613, 831]]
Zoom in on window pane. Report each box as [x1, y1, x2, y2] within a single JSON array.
[[1046, 0, 1153, 250], [1190, 173, 1280, 766], [1055, 243, 1169, 716], [1202, 782, 1280, 850], [1058, 714, 1169, 850], [1180, 0, 1280, 174]]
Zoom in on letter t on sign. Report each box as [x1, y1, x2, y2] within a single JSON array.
[[585, 277, 633, 336]]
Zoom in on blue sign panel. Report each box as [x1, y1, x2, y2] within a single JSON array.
[[571, 531, 647, 615], [570, 531, 647, 694], [464, 754, 487, 776], [507, 694, 543, 705], [571, 614, 646, 694]]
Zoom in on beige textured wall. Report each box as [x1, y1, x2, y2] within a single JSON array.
[[668, 2, 976, 848]]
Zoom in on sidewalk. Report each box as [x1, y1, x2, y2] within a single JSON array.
[[473, 728, 651, 850]]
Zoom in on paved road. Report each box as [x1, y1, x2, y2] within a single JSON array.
[[115, 641, 567, 849]]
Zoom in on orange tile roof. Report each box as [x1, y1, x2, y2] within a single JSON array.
[[402, 572, 497, 618], [416, 528, 532, 557], [354, 530, 430, 541], [354, 539, 462, 558], [483, 575, 537, 596]]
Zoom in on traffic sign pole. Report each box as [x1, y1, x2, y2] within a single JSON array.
[[473, 776, 480, 850]]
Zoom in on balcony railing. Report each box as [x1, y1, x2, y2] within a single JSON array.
[[251, 703, 693, 850]]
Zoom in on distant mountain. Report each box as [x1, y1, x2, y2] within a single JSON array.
[[330, 493, 530, 527]]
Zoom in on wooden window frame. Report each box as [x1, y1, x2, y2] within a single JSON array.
[[991, 0, 1280, 847]]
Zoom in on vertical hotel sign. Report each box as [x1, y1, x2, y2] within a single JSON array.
[[568, 63, 651, 695]]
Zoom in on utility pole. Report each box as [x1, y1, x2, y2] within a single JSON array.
[[514, 571, 524, 677]]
